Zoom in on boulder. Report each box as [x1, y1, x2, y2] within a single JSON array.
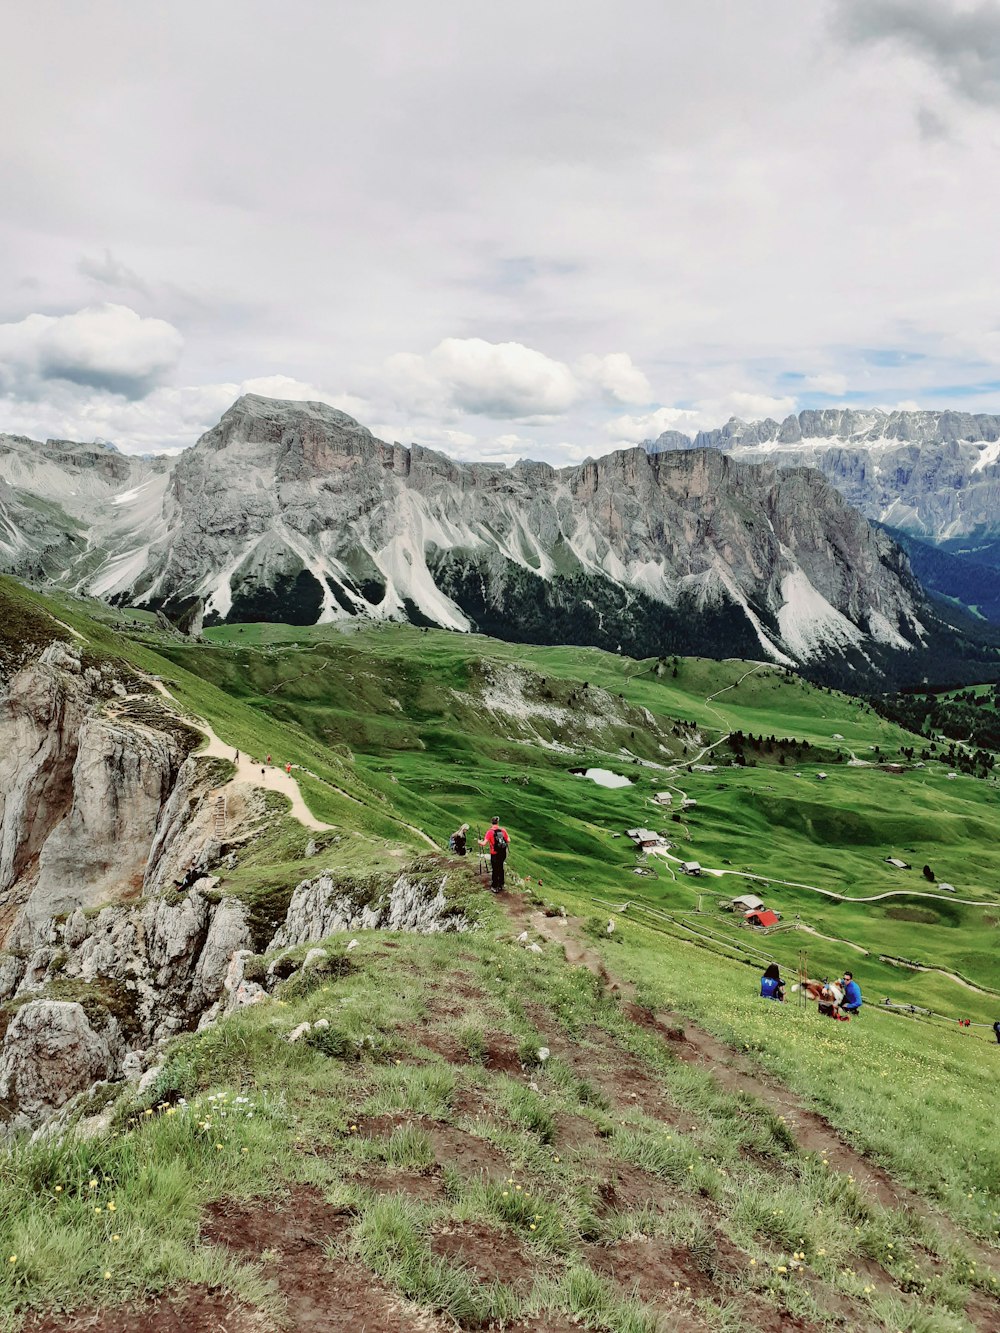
[[0, 1001, 119, 1124]]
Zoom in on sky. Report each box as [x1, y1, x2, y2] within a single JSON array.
[[2, 0, 1000, 463]]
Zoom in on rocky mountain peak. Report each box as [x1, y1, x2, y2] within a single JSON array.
[[0, 393, 967, 676], [645, 407, 1000, 546]]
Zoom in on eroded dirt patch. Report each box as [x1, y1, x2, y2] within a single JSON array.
[[552, 1110, 604, 1150], [200, 1184, 443, 1332], [430, 1220, 535, 1287], [588, 1235, 718, 1300], [354, 1113, 510, 1179], [596, 1160, 674, 1215], [412, 1025, 524, 1075], [355, 1165, 449, 1202], [24, 1287, 267, 1333], [427, 1121, 509, 1177]]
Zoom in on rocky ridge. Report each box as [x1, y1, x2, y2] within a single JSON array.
[[645, 407, 1000, 544], [0, 869, 464, 1134], [0, 396, 933, 672], [0, 638, 468, 1134]]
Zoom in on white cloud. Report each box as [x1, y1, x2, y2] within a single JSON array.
[[577, 352, 652, 404], [714, 391, 797, 422], [606, 406, 701, 443], [0, 374, 367, 455], [803, 372, 848, 396], [4, 4, 1000, 459], [0, 303, 183, 399], [77, 249, 149, 294], [606, 390, 798, 447], [384, 337, 580, 420], [238, 374, 369, 418]]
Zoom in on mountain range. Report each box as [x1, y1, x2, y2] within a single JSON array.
[[2, 395, 999, 685]]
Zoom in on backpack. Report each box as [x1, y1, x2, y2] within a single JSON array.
[[448, 834, 458, 853], [492, 828, 509, 858]]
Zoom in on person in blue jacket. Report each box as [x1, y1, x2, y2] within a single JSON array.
[[760, 963, 785, 1001], [840, 971, 863, 1015]]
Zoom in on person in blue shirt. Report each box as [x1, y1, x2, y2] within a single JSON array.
[[840, 972, 863, 1015], [760, 963, 785, 1001]]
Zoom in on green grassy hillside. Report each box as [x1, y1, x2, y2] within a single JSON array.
[[4, 576, 1000, 1329]]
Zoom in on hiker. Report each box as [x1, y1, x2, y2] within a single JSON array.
[[285, 762, 292, 775], [839, 971, 863, 1016], [266, 753, 271, 765], [479, 817, 510, 892], [234, 750, 239, 763], [174, 858, 201, 891], [448, 823, 470, 856], [760, 962, 785, 1001], [993, 1020, 1000, 1045]]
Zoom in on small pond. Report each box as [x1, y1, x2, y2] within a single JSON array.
[[570, 767, 633, 789]]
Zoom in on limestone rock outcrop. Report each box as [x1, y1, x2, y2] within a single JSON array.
[[272, 872, 468, 949], [0, 1001, 121, 1127], [647, 407, 1000, 544], [0, 645, 201, 937]]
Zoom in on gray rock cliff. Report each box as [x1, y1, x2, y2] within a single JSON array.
[[0, 395, 936, 669]]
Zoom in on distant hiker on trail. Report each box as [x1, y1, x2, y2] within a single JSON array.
[[266, 753, 271, 765], [839, 972, 863, 1016], [760, 962, 785, 1001], [234, 750, 239, 763], [994, 1020, 1000, 1045], [285, 762, 292, 775], [448, 824, 470, 856], [480, 817, 510, 892]]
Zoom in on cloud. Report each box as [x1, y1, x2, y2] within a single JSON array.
[[383, 337, 580, 419], [606, 407, 701, 443], [606, 390, 798, 445], [576, 352, 652, 404], [77, 249, 149, 295], [915, 103, 951, 140], [716, 391, 797, 422], [803, 372, 848, 395], [834, 0, 1000, 107], [0, 303, 183, 398], [0, 374, 364, 456], [237, 374, 369, 419], [380, 339, 656, 429]]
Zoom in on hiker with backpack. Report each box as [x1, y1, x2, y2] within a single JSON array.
[[480, 817, 510, 892], [449, 823, 470, 856]]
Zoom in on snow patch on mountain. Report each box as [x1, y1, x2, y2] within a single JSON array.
[[972, 440, 1000, 474]]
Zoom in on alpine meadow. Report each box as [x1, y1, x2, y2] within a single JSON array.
[[6, 2, 1000, 1330], [2, 568, 1000, 1333]]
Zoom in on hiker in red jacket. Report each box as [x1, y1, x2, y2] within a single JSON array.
[[479, 817, 510, 892]]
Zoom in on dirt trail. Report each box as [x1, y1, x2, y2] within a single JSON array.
[[508, 895, 1000, 1269], [144, 677, 439, 847], [144, 678, 332, 833]]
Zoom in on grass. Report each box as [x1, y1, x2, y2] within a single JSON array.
[[5, 577, 1000, 1325], [0, 888, 996, 1328]]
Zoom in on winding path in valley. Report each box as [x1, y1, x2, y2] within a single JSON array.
[[645, 666, 996, 909]]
